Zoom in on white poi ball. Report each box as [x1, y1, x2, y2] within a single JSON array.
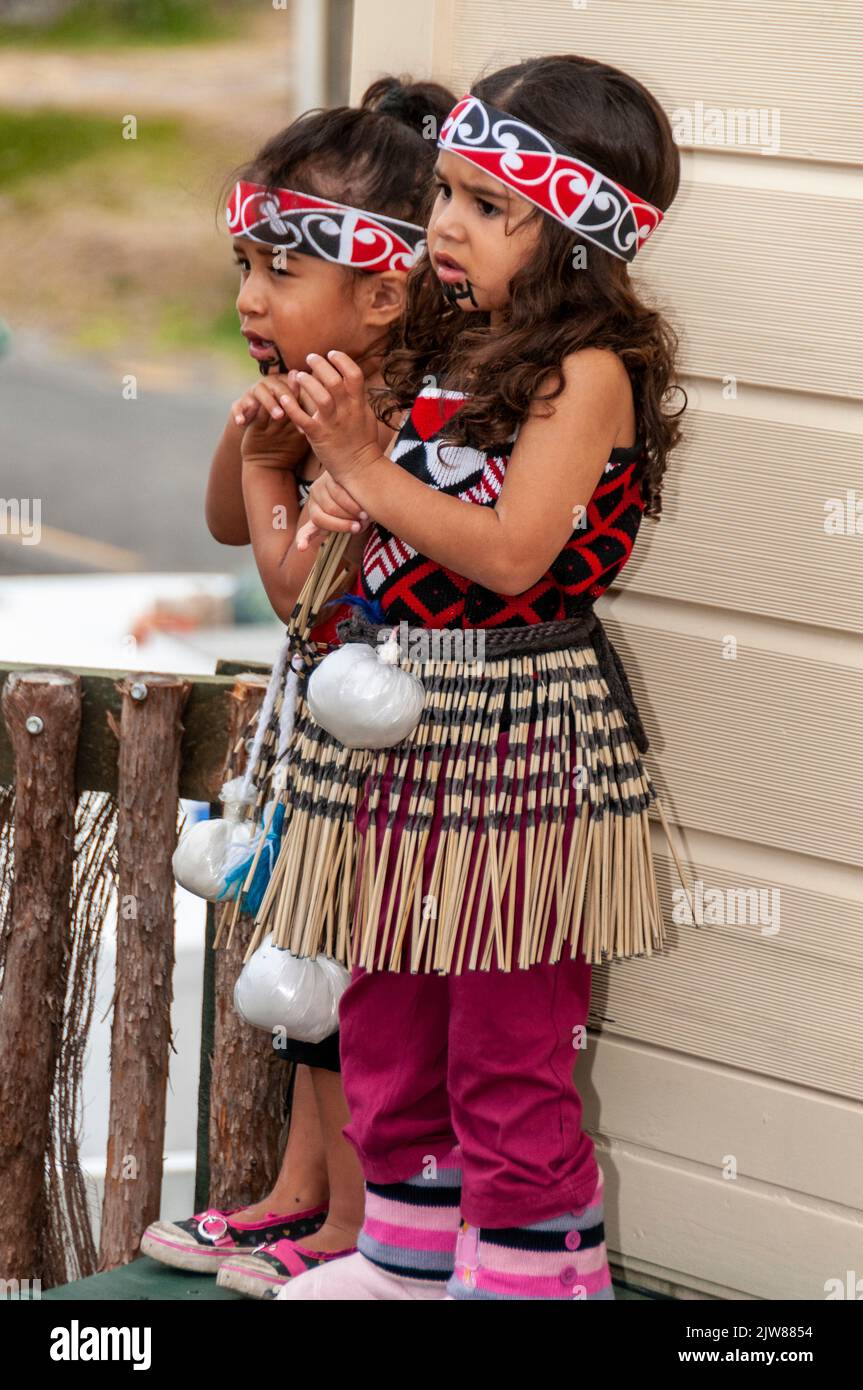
[[306, 635, 424, 748], [172, 814, 258, 902], [233, 935, 351, 1044]]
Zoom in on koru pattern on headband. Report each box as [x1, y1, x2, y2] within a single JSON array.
[[438, 95, 663, 263], [361, 386, 647, 627], [227, 181, 426, 273]]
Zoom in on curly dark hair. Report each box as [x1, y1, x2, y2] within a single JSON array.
[[373, 55, 687, 518], [222, 74, 456, 360]]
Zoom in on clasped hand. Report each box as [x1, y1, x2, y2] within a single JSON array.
[[238, 370, 308, 470], [236, 353, 376, 552], [297, 472, 371, 554], [277, 349, 382, 552], [278, 350, 383, 485]]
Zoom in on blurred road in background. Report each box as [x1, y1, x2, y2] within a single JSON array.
[[0, 332, 248, 578]]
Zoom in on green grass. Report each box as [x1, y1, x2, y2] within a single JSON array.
[[155, 299, 249, 366], [0, 0, 250, 48], [72, 312, 127, 353], [0, 105, 250, 370], [0, 108, 182, 190], [70, 301, 249, 370]]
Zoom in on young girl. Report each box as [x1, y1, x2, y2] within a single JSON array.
[[267, 53, 686, 1301], [140, 74, 457, 1298]]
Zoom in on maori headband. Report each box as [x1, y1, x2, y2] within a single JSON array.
[[437, 94, 664, 263], [226, 180, 427, 274]]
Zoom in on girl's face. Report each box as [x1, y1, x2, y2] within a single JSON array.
[[426, 149, 542, 324], [232, 237, 403, 369]]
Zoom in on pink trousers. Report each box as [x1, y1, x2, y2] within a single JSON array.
[[338, 721, 600, 1229]]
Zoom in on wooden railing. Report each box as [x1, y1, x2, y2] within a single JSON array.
[[0, 657, 290, 1290]]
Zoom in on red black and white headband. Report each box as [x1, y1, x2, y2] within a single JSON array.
[[438, 95, 663, 263], [226, 180, 426, 273]]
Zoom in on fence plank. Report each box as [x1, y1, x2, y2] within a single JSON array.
[[0, 662, 237, 803], [207, 675, 289, 1209], [0, 670, 82, 1284], [98, 673, 191, 1271]]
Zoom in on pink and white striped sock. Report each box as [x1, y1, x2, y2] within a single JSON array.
[[448, 1166, 614, 1300], [357, 1145, 463, 1288]]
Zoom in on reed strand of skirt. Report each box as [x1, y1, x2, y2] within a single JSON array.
[[214, 580, 698, 971], [214, 531, 356, 948]]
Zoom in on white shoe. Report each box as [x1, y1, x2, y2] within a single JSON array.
[[275, 1251, 449, 1301]]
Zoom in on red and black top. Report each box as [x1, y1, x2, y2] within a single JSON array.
[[361, 386, 647, 628]]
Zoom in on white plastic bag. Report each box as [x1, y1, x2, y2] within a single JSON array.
[[306, 632, 424, 748], [172, 636, 304, 905], [172, 775, 262, 903], [233, 934, 350, 1044]]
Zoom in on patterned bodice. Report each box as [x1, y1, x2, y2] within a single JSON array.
[[361, 386, 647, 628]]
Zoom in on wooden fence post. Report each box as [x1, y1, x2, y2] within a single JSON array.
[[98, 673, 190, 1271], [0, 671, 81, 1283], [207, 675, 289, 1210]]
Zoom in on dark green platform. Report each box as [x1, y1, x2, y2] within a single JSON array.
[[42, 1257, 247, 1301], [40, 1257, 657, 1301]]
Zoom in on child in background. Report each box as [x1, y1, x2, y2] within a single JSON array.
[[140, 73, 457, 1299]]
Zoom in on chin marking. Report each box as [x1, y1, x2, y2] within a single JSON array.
[[441, 278, 478, 308], [259, 346, 288, 376]]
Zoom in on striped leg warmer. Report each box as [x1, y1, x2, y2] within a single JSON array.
[[276, 1147, 463, 1301], [447, 1165, 614, 1300], [357, 1145, 464, 1286]]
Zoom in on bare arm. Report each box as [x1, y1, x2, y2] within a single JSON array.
[[287, 349, 630, 595], [239, 412, 392, 625], [204, 375, 312, 546], [205, 414, 250, 545], [240, 463, 325, 623]]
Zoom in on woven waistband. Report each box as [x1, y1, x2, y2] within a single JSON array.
[[333, 607, 650, 754], [334, 608, 598, 657]]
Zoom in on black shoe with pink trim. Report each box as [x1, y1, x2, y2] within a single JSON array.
[[216, 1236, 356, 1299], [139, 1203, 328, 1274]]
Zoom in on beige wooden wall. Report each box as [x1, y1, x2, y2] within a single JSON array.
[[350, 1, 863, 1300]]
